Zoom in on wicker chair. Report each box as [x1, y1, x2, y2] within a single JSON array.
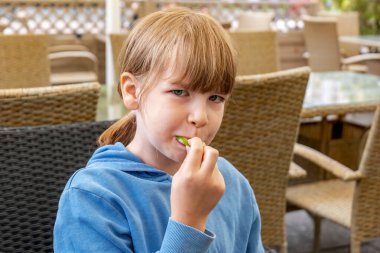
[[0, 34, 51, 88], [212, 67, 310, 252], [0, 82, 101, 127], [110, 33, 129, 79], [236, 11, 274, 32], [287, 105, 380, 253], [0, 121, 113, 253], [302, 15, 380, 73], [48, 46, 99, 85], [319, 11, 361, 57], [229, 31, 280, 76]]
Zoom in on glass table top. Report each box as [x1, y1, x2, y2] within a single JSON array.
[[304, 71, 380, 109], [340, 35, 380, 48]]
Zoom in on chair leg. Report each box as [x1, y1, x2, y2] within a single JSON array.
[[350, 238, 361, 253], [312, 215, 321, 253], [279, 242, 288, 253]]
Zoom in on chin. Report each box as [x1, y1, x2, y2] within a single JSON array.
[[166, 149, 186, 163], [172, 153, 186, 163]]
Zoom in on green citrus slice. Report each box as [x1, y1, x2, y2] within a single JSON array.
[[176, 136, 190, 147]]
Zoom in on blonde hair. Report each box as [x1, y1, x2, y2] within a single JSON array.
[[99, 7, 237, 146]]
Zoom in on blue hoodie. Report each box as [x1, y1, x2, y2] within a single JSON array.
[[54, 143, 264, 253]]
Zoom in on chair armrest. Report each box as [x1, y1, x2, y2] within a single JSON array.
[[48, 51, 98, 64], [293, 143, 363, 181], [288, 161, 307, 179], [342, 53, 380, 65], [47, 44, 90, 53]]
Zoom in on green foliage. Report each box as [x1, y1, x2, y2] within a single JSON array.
[[323, 0, 380, 34]]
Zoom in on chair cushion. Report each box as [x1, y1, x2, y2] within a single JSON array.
[[286, 179, 354, 227], [50, 71, 97, 85]]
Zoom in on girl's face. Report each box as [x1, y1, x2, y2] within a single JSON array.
[[127, 68, 228, 174]]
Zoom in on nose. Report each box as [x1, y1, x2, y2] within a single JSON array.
[[188, 101, 208, 128]]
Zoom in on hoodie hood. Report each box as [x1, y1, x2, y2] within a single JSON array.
[[86, 142, 169, 178]]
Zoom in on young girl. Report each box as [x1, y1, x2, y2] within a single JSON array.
[[54, 7, 264, 253]]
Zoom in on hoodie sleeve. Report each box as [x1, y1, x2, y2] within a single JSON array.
[[54, 187, 215, 253], [158, 218, 215, 253], [54, 187, 133, 253]]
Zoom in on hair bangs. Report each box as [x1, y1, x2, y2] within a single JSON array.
[[169, 13, 237, 95]]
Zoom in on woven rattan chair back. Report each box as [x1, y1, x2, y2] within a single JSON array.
[[236, 11, 274, 31], [336, 12, 361, 56], [0, 121, 112, 253], [229, 31, 279, 76], [319, 11, 360, 57], [0, 34, 51, 88], [352, 105, 380, 242], [212, 67, 310, 252], [110, 33, 129, 79], [0, 82, 101, 127], [302, 16, 342, 72]]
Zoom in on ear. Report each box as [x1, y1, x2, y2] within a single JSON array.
[[120, 72, 139, 110]]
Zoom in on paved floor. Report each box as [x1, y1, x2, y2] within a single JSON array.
[[286, 210, 380, 253]]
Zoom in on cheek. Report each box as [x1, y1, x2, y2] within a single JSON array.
[[144, 102, 181, 135], [207, 108, 225, 142], [213, 105, 225, 126]]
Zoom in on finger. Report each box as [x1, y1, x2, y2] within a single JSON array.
[[199, 146, 219, 176], [182, 137, 204, 171]]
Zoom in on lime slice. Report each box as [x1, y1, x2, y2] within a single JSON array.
[[176, 136, 190, 147]]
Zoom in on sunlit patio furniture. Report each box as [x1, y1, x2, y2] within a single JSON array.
[[229, 31, 280, 75], [49, 48, 99, 85], [0, 120, 112, 253], [295, 71, 380, 182], [110, 33, 129, 79], [302, 16, 380, 74], [212, 67, 310, 252], [0, 82, 101, 127], [302, 71, 380, 119], [235, 11, 274, 32], [339, 35, 380, 49], [319, 11, 361, 57], [287, 104, 380, 253], [339, 35, 380, 75], [0, 34, 50, 88]]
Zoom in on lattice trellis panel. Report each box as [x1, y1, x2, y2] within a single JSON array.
[[0, 0, 318, 35], [0, 0, 106, 34], [119, 0, 238, 31], [120, 0, 141, 31], [118, 0, 317, 32]]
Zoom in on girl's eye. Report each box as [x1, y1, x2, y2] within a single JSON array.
[[209, 95, 225, 103], [171, 90, 188, 97]]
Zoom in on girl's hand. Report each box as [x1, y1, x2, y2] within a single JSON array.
[[171, 137, 226, 232]]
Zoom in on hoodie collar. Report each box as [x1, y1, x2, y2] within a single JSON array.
[[86, 142, 169, 177]]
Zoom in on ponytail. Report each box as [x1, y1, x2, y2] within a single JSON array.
[[98, 112, 136, 146]]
